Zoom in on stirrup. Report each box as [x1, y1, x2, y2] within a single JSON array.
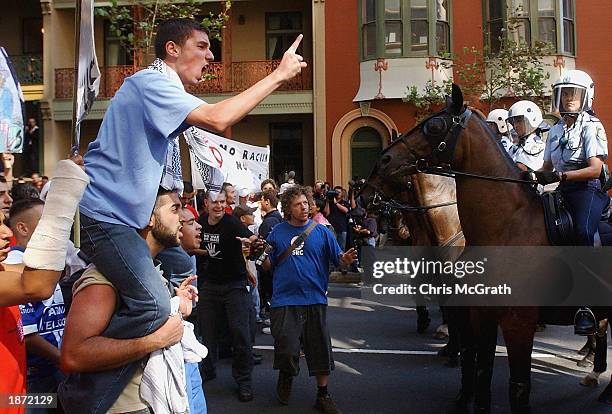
[[575, 307, 597, 336]]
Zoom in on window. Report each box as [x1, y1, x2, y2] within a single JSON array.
[[436, 0, 450, 54], [266, 12, 303, 60], [104, 21, 133, 66], [484, 0, 575, 56], [561, 0, 574, 54], [359, 0, 452, 59], [270, 123, 303, 184], [351, 127, 382, 180]]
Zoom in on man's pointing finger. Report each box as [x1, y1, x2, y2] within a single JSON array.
[[287, 34, 303, 53]]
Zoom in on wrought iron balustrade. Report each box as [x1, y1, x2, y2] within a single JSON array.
[[55, 60, 312, 99]]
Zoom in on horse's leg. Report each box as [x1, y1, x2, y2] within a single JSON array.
[[451, 306, 476, 412], [499, 308, 538, 414], [473, 311, 498, 413], [582, 319, 608, 387], [416, 304, 431, 333]]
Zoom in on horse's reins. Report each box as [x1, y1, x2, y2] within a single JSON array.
[[401, 107, 538, 186]]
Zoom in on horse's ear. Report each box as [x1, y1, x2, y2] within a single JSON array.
[[450, 83, 464, 114]]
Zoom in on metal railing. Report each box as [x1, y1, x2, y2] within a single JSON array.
[[55, 60, 313, 99]]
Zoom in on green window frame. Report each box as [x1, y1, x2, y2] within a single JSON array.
[[266, 12, 303, 60], [483, 0, 576, 56], [358, 0, 453, 60]]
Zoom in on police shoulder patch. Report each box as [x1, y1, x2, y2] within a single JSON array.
[[595, 124, 608, 141]]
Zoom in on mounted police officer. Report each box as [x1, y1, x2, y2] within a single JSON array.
[[534, 69, 612, 335], [506, 101, 548, 171], [486, 108, 516, 154]]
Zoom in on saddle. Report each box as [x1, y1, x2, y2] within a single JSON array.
[[541, 191, 574, 246]]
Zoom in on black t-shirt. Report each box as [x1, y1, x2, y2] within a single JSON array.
[[327, 199, 350, 233], [199, 214, 253, 283]]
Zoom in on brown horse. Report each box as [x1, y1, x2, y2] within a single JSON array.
[[377, 173, 464, 335], [361, 84, 610, 413]]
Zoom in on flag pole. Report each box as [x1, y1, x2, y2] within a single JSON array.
[[71, 0, 82, 248]]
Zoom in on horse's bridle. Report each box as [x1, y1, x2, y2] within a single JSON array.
[[367, 106, 537, 213], [402, 107, 538, 186]]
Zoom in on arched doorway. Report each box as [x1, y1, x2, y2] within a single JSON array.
[[351, 127, 382, 180]]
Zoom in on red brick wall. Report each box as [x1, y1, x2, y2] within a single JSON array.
[[575, 1, 612, 155], [325, 0, 360, 179]]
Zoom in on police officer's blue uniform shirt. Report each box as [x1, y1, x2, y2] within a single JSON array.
[[80, 68, 205, 228], [544, 112, 608, 173], [267, 220, 342, 308], [19, 284, 65, 379], [513, 133, 545, 171]]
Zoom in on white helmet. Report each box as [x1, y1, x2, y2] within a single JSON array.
[[507, 100, 544, 139], [486, 109, 509, 134], [552, 69, 594, 115]]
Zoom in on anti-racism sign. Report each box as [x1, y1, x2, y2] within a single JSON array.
[[184, 127, 270, 197], [185, 127, 270, 198], [211, 135, 270, 187]]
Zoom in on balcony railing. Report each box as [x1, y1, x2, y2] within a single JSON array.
[[55, 60, 313, 99], [9, 55, 43, 85]]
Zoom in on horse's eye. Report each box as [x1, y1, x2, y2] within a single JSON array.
[[423, 117, 447, 137]]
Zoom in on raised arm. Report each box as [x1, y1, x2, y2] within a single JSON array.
[[186, 35, 306, 132]]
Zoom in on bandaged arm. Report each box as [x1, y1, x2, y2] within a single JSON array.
[[0, 160, 89, 306]]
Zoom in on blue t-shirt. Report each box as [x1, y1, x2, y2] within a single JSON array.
[[80, 69, 205, 228], [19, 284, 65, 377], [267, 220, 342, 307]]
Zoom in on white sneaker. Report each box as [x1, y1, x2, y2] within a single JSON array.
[[262, 327, 272, 335]]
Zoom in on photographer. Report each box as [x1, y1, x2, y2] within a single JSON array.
[[351, 207, 377, 248], [323, 186, 349, 250]]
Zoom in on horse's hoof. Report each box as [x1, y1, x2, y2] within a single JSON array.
[[434, 324, 449, 340], [580, 375, 599, 388]]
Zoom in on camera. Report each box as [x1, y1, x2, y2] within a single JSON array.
[[348, 178, 366, 193], [326, 189, 340, 200], [253, 239, 274, 266]]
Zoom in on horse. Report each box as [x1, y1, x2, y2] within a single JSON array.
[[361, 84, 612, 413], [373, 172, 465, 340]]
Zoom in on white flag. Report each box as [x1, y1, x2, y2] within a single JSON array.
[[75, 0, 101, 145], [0, 48, 24, 153]]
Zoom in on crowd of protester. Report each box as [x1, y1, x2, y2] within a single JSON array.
[[0, 18, 360, 414]]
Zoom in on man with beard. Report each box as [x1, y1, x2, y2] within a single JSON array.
[[262, 186, 357, 414], [59, 189, 198, 413], [75, 18, 305, 411], [198, 190, 260, 402]]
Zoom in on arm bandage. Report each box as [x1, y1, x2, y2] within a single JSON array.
[[23, 160, 90, 271]]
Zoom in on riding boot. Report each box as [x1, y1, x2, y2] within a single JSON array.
[[574, 307, 597, 336], [508, 381, 531, 414]]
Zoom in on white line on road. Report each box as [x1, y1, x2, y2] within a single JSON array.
[[253, 345, 557, 358]]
